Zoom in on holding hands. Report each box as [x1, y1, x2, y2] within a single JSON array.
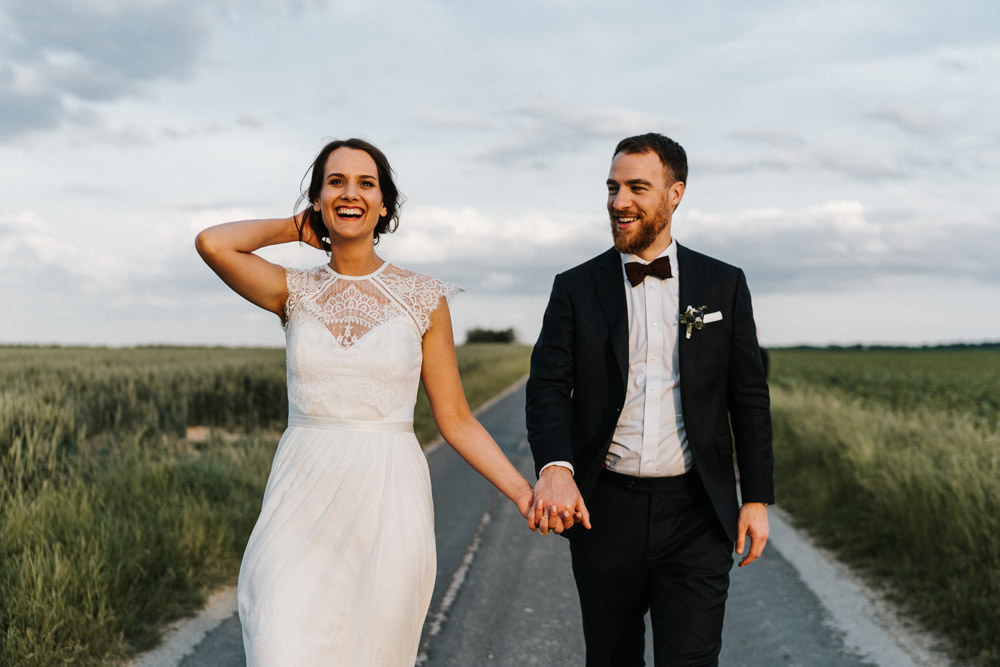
[[527, 466, 591, 535]]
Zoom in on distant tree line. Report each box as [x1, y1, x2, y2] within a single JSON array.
[[465, 327, 516, 344], [773, 342, 1000, 351]]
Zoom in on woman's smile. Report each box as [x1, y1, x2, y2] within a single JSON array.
[[314, 147, 388, 242]]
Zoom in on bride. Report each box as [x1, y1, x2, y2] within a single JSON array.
[[195, 138, 534, 665]]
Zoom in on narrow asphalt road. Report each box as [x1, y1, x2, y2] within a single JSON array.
[[136, 382, 942, 667]]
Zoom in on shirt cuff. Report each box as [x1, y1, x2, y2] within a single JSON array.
[[540, 461, 575, 476]]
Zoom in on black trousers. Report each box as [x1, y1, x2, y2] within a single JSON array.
[[568, 469, 734, 667]]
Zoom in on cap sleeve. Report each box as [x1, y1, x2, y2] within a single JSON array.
[[412, 276, 462, 335], [282, 267, 312, 326], [378, 267, 462, 335]]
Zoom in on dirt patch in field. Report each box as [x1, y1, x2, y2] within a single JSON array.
[[185, 426, 242, 443]]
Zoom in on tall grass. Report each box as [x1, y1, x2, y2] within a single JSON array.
[[769, 348, 1000, 665], [0, 343, 531, 666], [0, 346, 288, 455], [1, 432, 274, 665]]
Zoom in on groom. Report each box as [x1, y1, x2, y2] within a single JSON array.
[[526, 133, 774, 666]]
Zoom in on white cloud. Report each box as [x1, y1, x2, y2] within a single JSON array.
[[0, 2, 209, 140], [0, 0, 327, 142], [2, 0, 997, 347], [729, 129, 806, 149], [386, 206, 607, 294], [868, 105, 950, 135], [470, 105, 681, 169], [680, 200, 999, 293], [755, 277, 1000, 347], [1, 210, 76, 269], [0, 209, 151, 294]]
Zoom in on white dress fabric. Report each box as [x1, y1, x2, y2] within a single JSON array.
[[237, 262, 458, 666]]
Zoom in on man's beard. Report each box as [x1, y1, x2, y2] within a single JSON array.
[[610, 203, 670, 255]]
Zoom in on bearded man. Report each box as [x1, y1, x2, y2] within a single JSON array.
[[526, 133, 774, 667]]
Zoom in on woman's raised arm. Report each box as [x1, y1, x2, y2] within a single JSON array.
[[195, 214, 318, 318]]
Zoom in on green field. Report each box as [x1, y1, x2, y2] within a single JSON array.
[[770, 346, 998, 426], [768, 346, 1000, 666], [0, 344, 531, 666], [2, 344, 996, 665]]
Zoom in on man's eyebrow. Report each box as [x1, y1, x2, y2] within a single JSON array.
[[606, 178, 653, 188]]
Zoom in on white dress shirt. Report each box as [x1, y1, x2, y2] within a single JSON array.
[[539, 241, 692, 479], [605, 241, 692, 477]]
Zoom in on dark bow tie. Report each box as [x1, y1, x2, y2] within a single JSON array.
[[624, 256, 672, 287]]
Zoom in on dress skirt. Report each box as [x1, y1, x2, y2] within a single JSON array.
[[237, 417, 436, 666]]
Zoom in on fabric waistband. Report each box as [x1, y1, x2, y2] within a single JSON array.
[[599, 467, 702, 494], [287, 414, 414, 433]]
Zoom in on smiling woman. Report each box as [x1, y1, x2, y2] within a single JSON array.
[[296, 138, 402, 251], [193, 138, 535, 665]]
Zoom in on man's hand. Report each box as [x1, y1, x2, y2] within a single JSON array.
[[736, 502, 769, 567], [529, 466, 591, 534]]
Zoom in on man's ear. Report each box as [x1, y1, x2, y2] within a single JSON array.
[[670, 180, 685, 208]]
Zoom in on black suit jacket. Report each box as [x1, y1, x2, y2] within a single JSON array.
[[526, 245, 774, 541]]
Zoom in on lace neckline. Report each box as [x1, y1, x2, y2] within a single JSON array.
[[322, 262, 389, 281], [284, 264, 460, 347]]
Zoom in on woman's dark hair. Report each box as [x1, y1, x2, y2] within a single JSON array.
[[296, 138, 403, 248]]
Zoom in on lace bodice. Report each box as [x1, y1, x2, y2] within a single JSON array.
[[283, 263, 459, 422]]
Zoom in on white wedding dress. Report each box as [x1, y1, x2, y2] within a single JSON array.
[[237, 262, 457, 666]]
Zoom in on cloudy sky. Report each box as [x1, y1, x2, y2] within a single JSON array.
[[2, 0, 997, 348]]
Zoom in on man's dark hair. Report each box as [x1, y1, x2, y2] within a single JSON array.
[[614, 133, 688, 185]]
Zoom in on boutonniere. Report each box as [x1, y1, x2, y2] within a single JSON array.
[[679, 305, 723, 339]]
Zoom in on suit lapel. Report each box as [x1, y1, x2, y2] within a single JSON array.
[[590, 248, 629, 386], [677, 244, 704, 387]]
